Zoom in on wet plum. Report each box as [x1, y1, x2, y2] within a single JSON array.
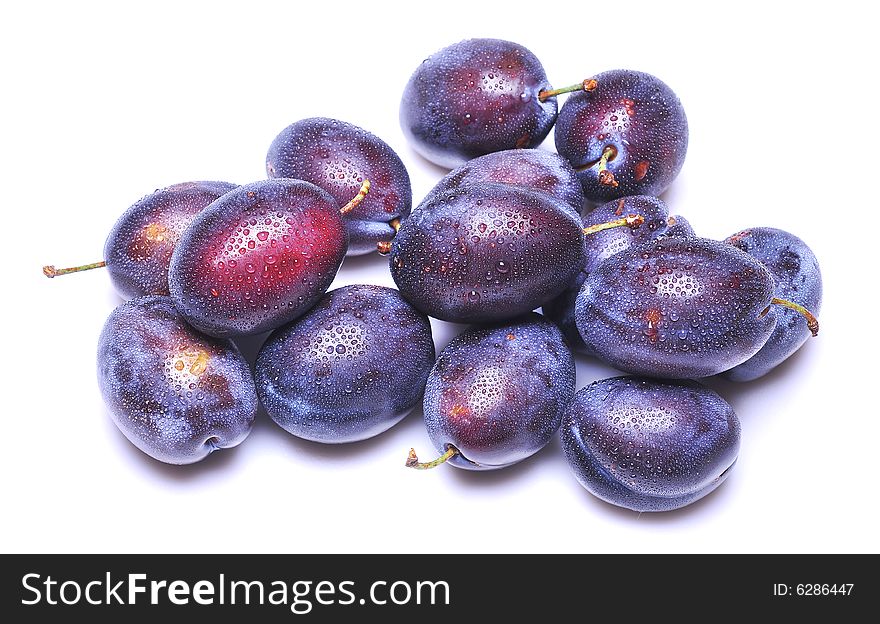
[[543, 196, 678, 352], [555, 70, 688, 203], [723, 227, 822, 381], [255, 285, 435, 443], [561, 376, 740, 512], [43, 181, 236, 298], [169, 179, 352, 338], [266, 117, 411, 255], [423, 148, 584, 215], [400, 38, 557, 168], [408, 313, 575, 471], [97, 296, 258, 465], [575, 236, 783, 378], [389, 183, 586, 323]]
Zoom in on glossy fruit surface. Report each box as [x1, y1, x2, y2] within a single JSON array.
[[422, 313, 575, 470], [664, 214, 695, 238], [169, 179, 348, 338], [255, 285, 435, 443], [575, 236, 776, 378], [424, 149, 584, 215], [400, 38, 557, 168], [561, 376, 740, 512], [543, 196, 674, 352], [390, 184, 585, 323], [97, 296, 258, 464], [555, 69, 688, 203], [266, 117, 412, 255], [723, 227, 822, 381], [44, 181, 237, 298]]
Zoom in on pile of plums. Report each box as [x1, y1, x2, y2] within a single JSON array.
[[45, 38, 821, 513]]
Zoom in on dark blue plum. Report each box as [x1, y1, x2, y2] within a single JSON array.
[[543, 196, 676, 352], [555, 70, 688, 203], [266, 118, 412, 255], [389, 183, 586, 323], [413, 314, 575, 470], [169, 179, 348, 338], [43, 181, 236, 298], [561, 376, 740, 512], [255, 285, 435, 443], [723, 227, 822, 381], [97, 296, 258, 465], [423, 149, 584, 215], [400, 38, 557, 168], [575, 237, 778, 378]]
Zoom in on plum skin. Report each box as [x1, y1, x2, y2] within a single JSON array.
[[169, 179, 348, 338], [104, 181, 237, 299], [423, 148, 585, 216], [255, 285, 435, 444], [400, 38, 557, 168], [575, 236, 777, 378], [390, 183, 586, 324], [561, 376, 740, 512], [555, 69, 688, 203], [543, 195, 683, 352], [97, 296, 258, 465], [266, 117, 412, 256], [422, 313, 575, 470], [723, 227, 823, 381]]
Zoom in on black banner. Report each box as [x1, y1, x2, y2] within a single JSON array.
[[1, 554, 874, 620]]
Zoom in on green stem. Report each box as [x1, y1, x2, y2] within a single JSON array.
[[406, 446, 458, 470], [43, 260, 107, 278], [538, 78, 598, 102]]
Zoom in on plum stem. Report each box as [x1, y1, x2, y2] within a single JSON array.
[[42, 260, 107, 278], [339, 179, 371, 215], [406, 446, 458, 470], [583, 214, 645, 237], [376, 218, 401, 255], [596, 145, 619, 187], [538, 78, 598, 102], [771, 297, 820, 336]]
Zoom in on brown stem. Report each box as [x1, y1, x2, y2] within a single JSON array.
[[43, 260, 107, 278], [596, 145, 618, 187], [405, 446, 458, 470], [376, 218, 401, 256], [339, 179, 371, 215]]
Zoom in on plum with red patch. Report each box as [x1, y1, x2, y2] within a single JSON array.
[[554, 70, 688, 203], [255, 285, 435, 443], [418, 313, 575, 470], [562, 376, 740, 512], [169, 179, 348, 338], [400, 38, 557, 168], [423, 148, 584, 215], [722, 227, 822, 381], [389, 183, 585, 323], [575, 236, 778, 378], [266, 118, 411, 255], [97, 295, 258, 465]]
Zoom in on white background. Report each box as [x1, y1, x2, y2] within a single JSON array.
[[2, 0, 878, 554]]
